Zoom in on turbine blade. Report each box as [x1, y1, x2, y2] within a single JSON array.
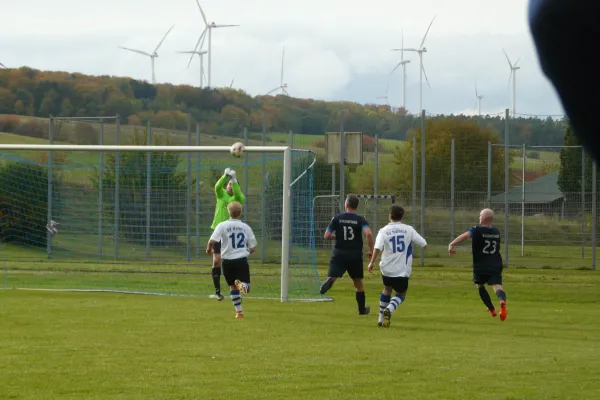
[[419, 15, 436, 49], [189, 29, 207, 67], [213, 24, 240, 28], [422, 64, 431, 87], [514, 57, 521, 67], [389, 61, 403, 76], [119, 46, 151, 57], [230, 78, 234, 88], [195, 0, 209, 25], [0, 62, 6, 68], [265, 87, 279, 96], [154, 24, 175, 53], [502, 48, 513, 67], [392, 48, 419, 52], [283, 88, 289, 96], [475, 80, 478, 97], [401, 28, 404, 61], [507, 70, 513, 90]]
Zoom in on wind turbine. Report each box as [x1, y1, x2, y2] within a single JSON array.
[[502, 48, 521, 116], [119, 24, 174, 84], [193, 0, 239, 89], [392, 16, 436, 113], [229, 78, 235, 89], [177, 30, 208, 88], [266, 47, 288, 95], [475, 82, 484, 116], [0, 62, 6, 69], [389, 29, 411, 109], [377, 81, 391, 107]]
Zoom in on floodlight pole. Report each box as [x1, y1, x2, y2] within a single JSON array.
[[339, 113, 346, 212]]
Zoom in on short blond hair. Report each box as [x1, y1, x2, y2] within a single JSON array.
[[227, 201, 242, 219]]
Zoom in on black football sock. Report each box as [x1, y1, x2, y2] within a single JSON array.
[[212, 268, 221, 294], [478, 287, 495, 311], [320, 277, 335, 295], [356, 291, 366, 313], [495, 289, 507, 303]]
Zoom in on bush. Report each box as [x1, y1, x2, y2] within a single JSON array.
[[528, 151, 540, 160], [15, 120, 46, 139], [0, 115, 20, 133], [71, 122, 99, 145]]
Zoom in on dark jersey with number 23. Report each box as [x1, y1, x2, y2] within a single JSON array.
[[468, 225, 503, 274], [327, 212, 369, 255]]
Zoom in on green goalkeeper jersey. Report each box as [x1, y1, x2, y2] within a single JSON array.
[[211, 174, 246, 230]]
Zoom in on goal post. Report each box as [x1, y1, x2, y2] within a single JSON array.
[[0, 144, 322, 302]]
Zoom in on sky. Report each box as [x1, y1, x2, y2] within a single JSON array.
[[0, 0, 565, 117]]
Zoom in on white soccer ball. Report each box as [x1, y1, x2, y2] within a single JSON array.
[[230, 142, 245, 158]]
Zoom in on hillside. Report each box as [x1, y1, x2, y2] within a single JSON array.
[[0, 66, 567, 145]]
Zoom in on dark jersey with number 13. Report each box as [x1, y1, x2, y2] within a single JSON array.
[[327, 212, 369, 256], [468, 226, 503, 274]]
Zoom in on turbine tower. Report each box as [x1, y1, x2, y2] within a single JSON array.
[[193, 0, 239, 89], [475, 82, 484, 116], [389, 29, 411, 109], [502, 48, 521, 117], [178, 30, 208, 88], [266, 47, 289, 95], [119, 24, 175, 84], [376, 82, 391, 107], [392, 16, 436, 113]]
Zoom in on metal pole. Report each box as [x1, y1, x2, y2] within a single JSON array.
[[98, 119, 104, 257], [582, 147, 585, 259], [280, 147, 292, 302], [592, 160, 597, 270], [47, 116, 54, 258], [289, 129, 294, 148], [146, 121, 152, 260], [243, 127, 249, 219], [487, 141, 492, 208], [521, 143, 525, 257], [195, 123, 201, 259], [339, 113, 345, 213], [420, 110, 426, 266], [504, 109, 509, 268], [114, 115, 120, 260], [451, 138, 455, 239], [374, 133, 379, 234], [186, 116, 192, 261], [261, 111, 266, 263], [412, 135, 416, 228]]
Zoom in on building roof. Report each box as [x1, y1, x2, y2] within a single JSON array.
[[490, 172, 564, 204]]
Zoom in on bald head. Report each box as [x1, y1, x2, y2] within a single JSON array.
[[479, 208, 494, 225]]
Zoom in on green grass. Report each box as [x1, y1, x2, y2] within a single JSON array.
[[510, 149, 560, 172], [0, 265, 599, 400]]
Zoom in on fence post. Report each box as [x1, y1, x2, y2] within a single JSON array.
[[339, 112, 345, 212], [243, 126, 249, 220], [592, 160, 597, 270], [487, 141, 492, 208], [261, 111, 266, 263], [412, 135, 417, 228], [521, 143, 526, 257], [186, 116, 192, 262], [195, 122, 201, 259], [114, 115, 120, 260], [374, 132, 379, 234], [450, 137, 455, 239], [47, 116, 54, 259], [146, 121, 152, 260], [98, 119, 104, 257], [420, 110, 426, 266], [504, 109, 509, 268], [582, 146, 585, 259]]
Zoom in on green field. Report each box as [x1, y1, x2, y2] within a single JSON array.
[[1, 264, 599, 400]]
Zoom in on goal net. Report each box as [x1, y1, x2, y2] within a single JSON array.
[[0, 143, 322, 302]]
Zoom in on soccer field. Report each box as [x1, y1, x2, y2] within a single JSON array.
[[1, 266, 599, 400]]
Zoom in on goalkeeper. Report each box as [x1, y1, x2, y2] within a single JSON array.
[[209, 167, 246, 301]]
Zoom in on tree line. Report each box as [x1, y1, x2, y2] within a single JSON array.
[[0, 67, 567, 145]]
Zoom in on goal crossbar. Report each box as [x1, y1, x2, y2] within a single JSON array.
[[0, 144, 296, 302], [0, 145, 289, 153]]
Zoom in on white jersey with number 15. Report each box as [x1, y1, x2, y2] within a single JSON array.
[[210, 219, 257, 260], [374, 222, 427, 278]]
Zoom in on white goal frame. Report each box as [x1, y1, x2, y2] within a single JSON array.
[[0, 144, 294, 302]]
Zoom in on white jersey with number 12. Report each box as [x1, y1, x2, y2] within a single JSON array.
[[210, 219, 257, 260]]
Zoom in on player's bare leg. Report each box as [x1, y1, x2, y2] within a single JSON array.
[[212, 254, 224, 301], [476, 284, 497, 317], [319, 277, 337, 295], [352, 278, 370, 315], [492, 284, 507, 321], [379, 287, 392, 326], [229, 284, 244, 318]]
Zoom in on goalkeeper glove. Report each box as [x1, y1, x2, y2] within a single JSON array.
[[224, 167, 231, 177], [229, 169, 237, 182]]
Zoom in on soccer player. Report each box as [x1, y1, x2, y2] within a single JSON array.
[[367, 204, 427, 328], [210, 167, 246, 301], [207, 202, 256, 319], [320, 194, 374, 315], [448, 208, 508, 321]]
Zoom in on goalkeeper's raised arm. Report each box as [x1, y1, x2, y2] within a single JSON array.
[[208, 167, 246, 301]]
